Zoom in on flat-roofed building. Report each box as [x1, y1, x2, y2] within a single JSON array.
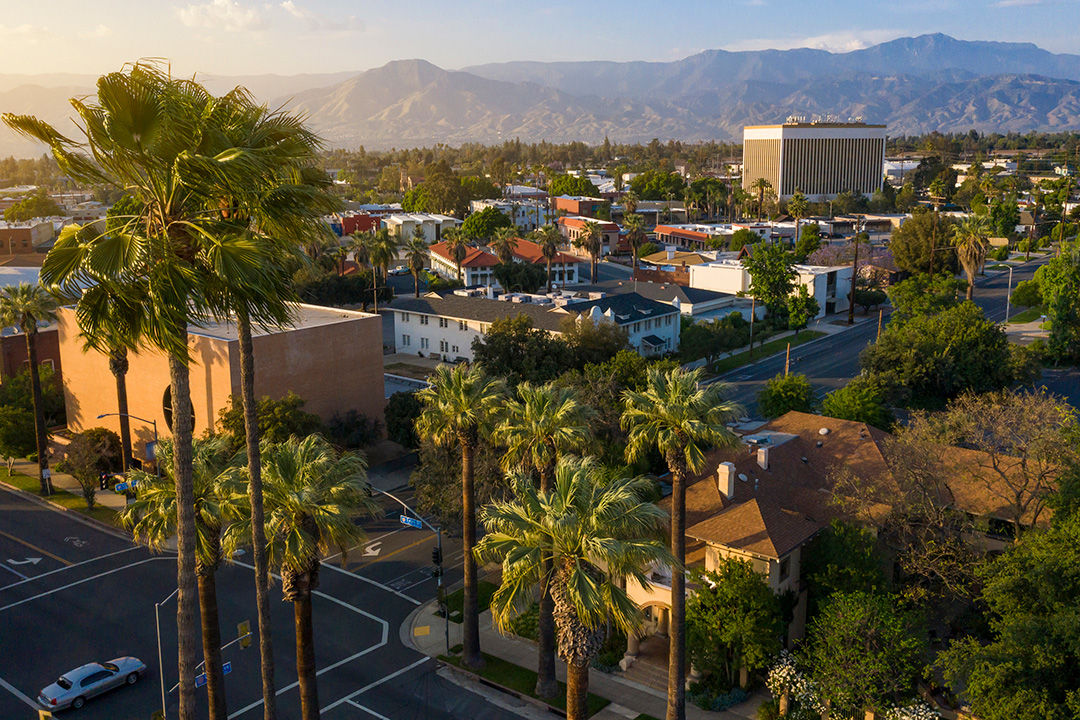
[[0, 220, 53, 256], [742, 122, 886, 202]]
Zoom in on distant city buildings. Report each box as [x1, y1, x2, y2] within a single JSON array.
[[742, 122, 887, 201]]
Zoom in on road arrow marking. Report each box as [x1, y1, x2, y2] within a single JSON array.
[[362, 541, 382, 557], [7, 558, 41, 566]]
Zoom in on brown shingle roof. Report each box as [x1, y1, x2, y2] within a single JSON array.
[[687, 498, 821, 559]]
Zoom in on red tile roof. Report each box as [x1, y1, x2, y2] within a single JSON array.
[[511, 238, 580, 266], [558, 217, 619, 232], [429, 241, 499, 268], [654, 225, 711, 240]]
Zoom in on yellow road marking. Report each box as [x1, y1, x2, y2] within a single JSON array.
[[413, 625, 430, 637], [349, 535, 433, 570], [0, 529, 73, 566]]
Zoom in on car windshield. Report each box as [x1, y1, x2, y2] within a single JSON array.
[[101, 663, 118, 672], [56, 677, 72, 690]]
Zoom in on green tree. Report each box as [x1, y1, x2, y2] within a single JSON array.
[[217, 393, 323, 455], [61, 428, 123, 508], [861, 302, 1012, 407], [1010, 278, 1042, 308], [937, 514, 1080, 720], [0, 406, 35, 465], [749, 178, 772, 221], [0, 363, 65, 426], [1034, 240, 1080, 361], [475, 457, 670, 720], [853, 287, 888, 314], [622, 367, 742, 720], [744, 242, 796, 318], [443, 226, 468, 283], [404, 236, 428, 298], [686, 560, 782, 690], [801, 520, 887, 620], [548, 174, 599, 197], [727, 228, 757, 252], [792, 224, 821, 263], [885, 273, 964, 325], [471, 315, 573, 387], [531, 224, 562, 292], [637, 241, 659, 258], [224, 435, 377, 720], [123, 437, 239, 720], [3, 187, 61, 222], [493, 260, 546, 293], [490, 226, 519, 265], [461, 206, 512, 241], [786, 286, 819, 335], [384, 391, 422, 448], [757, 373, 814, 418], [493, 382, 592, 697], [624, 213, 646, 270], [820, 375, 894, 430], [989, 198, 1021, 238], [417, 364, 505, 670], [629, 169, 686, 201], [787, 190, 809, 246], [559, 315, 629, 368], [0, 283, 58, 494], [951, 213, 990, 300], [575, 220, 603, 283], [890, 210, 958, 275]]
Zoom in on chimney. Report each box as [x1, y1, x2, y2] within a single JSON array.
[[666, 247, 676, 260], [757, 446, 770, 471], [717, 461, 736, 499]]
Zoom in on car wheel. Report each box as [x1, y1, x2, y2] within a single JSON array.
[[126, 673, 139, 685], [72, 696, 86, 710]]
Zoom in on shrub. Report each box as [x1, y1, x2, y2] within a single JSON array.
[[757, 373, 814, 418], [326, 410, 382, 449], [989, 245, 1010, 261], [385, 391, 422, 448]]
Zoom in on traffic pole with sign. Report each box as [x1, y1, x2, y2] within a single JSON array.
[[237, 620, 252, 649]]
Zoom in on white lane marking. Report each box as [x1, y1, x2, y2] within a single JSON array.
[[347, 698, 392, 719], [320, 657, 431, 714], [0, 675, 37, 708], [226, 560, 389, 719], [0, 557, 161, 612], [320, 559, 421, 606], [324, 528, 403, 563], [6, 557, 41, 566], [362, 541, 382, 557], [0, 546, 141, 594], [0, 563, 29, 581]]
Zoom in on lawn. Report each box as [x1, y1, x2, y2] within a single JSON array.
[[1008, 306, 1044, 324], [2, 470, 120, 526], [440, 651, 610, 717], [711, 331, 826, 375], [444, 580, 498, 624]]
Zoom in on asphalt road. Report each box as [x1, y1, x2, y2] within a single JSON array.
[[715, 258, 1051, 417], [0, 484, 502, 720]]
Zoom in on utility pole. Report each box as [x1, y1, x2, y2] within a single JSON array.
[[848, 217, 862, 325], [877, 308, 883, 341], [748, 296, 756, 360], [785, 342, 791, 376]]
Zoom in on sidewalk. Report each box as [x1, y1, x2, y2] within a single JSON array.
[[406, 598, 765, 720], [7, 457, 129, 512]]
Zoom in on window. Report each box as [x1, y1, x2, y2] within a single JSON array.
[[420, 316, 429, 325], [779, 556, 790, 581], [452, 345, 459, 353], [401, 313, 410, 323], [666, 315, 673, 326], [439, 318, 448, 328], [401, 334, 411, 347], [420, 338, 429, 350], [459, 320, 467, 331], [439, 340, 448, 352]]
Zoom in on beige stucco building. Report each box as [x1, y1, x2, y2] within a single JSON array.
[[59, 304, 385, 456]]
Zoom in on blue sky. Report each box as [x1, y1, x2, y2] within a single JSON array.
[[2, 0, 1077, 76]]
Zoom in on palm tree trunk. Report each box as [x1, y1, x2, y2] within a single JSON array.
[[546, 259, 552, 293], [110, 348, 132, 472], [414, 272, 420, 298], [198, 567, 228, 720], [169, 349, 199, 720], [24, 330, 50, 495], [566, 661, 590, 720], [966, 276, 975, 301], [535, 462, 557, 698], [666, 463, 687, 720], [294, 592, 319, 720], [461, 440, 484, 670], [237, 309, 277, 720]]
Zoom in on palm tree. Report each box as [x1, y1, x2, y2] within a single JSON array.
[[443, 227, 468, 283], [531, 224, 562, 293], [788, 190, 809, 248], [475, 457, 671, 720], [0, 282, 58, 494], [404, 236, 429, 297], [624, 214, 646, 270], [951, 213, 990, 300], [622, 367, 742, 720], [493, 382, 593, 698], [8, 64, 296, 720], [368, 228, 398, 311], [122, 437, 238, 720], [349, 231, 374, 309], [750, 178, 772, 221], [417, 364, 505, 669], [490, 226, 519, 265], [578, 220, 603, 283], [223, 435, 378, 720], [623, 190, 639, 216]]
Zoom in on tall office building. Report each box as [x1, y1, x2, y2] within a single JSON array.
[[742, 122, 886, 201]]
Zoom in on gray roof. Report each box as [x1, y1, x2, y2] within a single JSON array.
[[577, 279, 732, 306], [567, 292, 680, 322]]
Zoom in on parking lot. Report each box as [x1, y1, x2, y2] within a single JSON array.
[[0, 484, 501, 720]]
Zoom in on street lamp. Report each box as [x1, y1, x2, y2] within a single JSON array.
[[154, 587, 179, 719], [1004, 264, 1015, 324], [96, 412, 160, 478]]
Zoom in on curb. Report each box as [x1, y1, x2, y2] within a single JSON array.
[[0, 477, 132, 542]]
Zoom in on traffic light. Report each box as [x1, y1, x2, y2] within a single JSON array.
[[431, 546, 442, 566]]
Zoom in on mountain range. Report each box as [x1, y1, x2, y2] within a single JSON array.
[[1, 34, 1079, 158]]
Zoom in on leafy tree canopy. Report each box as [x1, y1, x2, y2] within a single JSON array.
[[886, 273, 964, 325], [471, 314, 573, 387], [216, 392, 323, 455], [744, 242, 796, 316], [548, 174, 599, 197], [757, 373, 814, 418], [890, 210, 959, 275], [493, 260, 546, 293], [628, 169, 686, 201], [461, 206, 512, 241], [1034, 240, 1080, 362], [0, 405, 36, 459], [820, 375, 894, 430], [3, 187, 61, 222], [728, 228, 758, 252], [801, 519, 888, 620], [786, 285, 819, 334], [384, 391, 422, 449], [0, 363, 66, 427]]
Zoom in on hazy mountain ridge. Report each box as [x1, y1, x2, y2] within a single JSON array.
[[1, 35, 1079, 158]]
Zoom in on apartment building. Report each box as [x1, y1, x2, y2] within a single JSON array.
[[688, 259, 853, 317], [469, 199, 552, 232], [556, 216, 621, 256]]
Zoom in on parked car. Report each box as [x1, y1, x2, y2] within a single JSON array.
[[389, 265, 409, 275], [38, 657, 146, 711]]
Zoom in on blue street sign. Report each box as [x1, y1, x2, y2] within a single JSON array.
[[114, 482, 128, 492], [399, 514, 423, 529], [223, 662, 232, 675], [195, 673, 207, 688]]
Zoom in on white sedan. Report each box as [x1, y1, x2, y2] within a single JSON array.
[[38, 657, 146, 711]]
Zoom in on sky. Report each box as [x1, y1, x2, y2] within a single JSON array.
[[1, 0, 1078, 77]]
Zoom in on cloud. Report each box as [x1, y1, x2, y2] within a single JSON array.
[[177, 0, 265, 31], [0, 23, 50, 45], [279, 0, 362, 32], [994, 0, 1045, 5], [725, 29, 904, 53], [78, 24, 112, 39]]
